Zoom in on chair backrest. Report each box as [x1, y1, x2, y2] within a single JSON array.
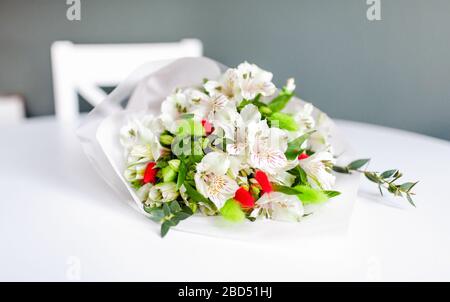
[[51, 39, 203, 123], [0, 94, 26, 126]]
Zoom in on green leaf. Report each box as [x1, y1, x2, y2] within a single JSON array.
[[144, 207, 165, 222], [406, 193, 416, 207], [399, 182, 418, 192], [220, 199, 245, 222], [273, 184, 300, 195], [364, 172, 381, 183], [332, 165, 350, 174], [160, 220, 177, 237], [176, 160, 187, 190], [268, 112, 298, 131], [348, 159, 370, 170], [298, 167, 308, 185], [380, 169, 397, 179], [179, 113, 195, 119], [169, 200, 182, 213], [155, 160, 169, 169], [162, 203, 171, 216], [267, 92, 293, 112], [323, 190, 341, 198], [183, 182, 210, 204], [293, 185, 330, 205], [285, 132, 315, 160], [174, 211, 192, 221]]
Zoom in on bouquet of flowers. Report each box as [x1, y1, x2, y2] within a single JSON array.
[[115, 61, 417, 237]]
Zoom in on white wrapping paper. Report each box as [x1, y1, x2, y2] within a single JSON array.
[[78, 57, 360, 241]]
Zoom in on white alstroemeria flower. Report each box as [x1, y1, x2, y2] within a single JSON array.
[[298, 150, 336, 190], [285, 78, 296, 94], [191, 93, 230, 122], [251, 192, 304, 222], [127, 144, 153, 163], [120, 114, 164, 163], [120, 118, 140, 149], [285, 102, 316, 142], [236, 62, 276, 100], [268, 170, 296, 187], [204, 68, 241, 103], [136, 183, 152, 202], [215, 104, 261, 156], [247, 120, 289, 174], [161, 89, 207, 132], [194, 152, 239, 209], [148, 182, 179, 203], [124, 162, 147, 182], [308, 112, 333, 152]]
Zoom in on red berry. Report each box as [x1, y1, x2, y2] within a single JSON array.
[[254, 170, 273, 193], [298, 153, 309, 160], [234, 187, 255, 208], [201, 119, 214, 135], [143, 162, 158, 184]]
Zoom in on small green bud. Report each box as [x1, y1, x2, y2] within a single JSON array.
[[259, 105, 272, 116], [250, 184, 260, 196], [189, 202, 198, 213], [160, 134, 174, 146], [162, 166, 177, 182], [168, 159, 180, 172]]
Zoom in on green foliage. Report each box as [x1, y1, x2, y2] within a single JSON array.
[[176, 159, 187, 190], [159, 200, 194, 237], [273, 184, 339, 205], [323, 190, 341, 198], [347, 159, 370, 170], [268, 112, 298, 131], [183, 182, 210, 204], [293, 185, 329, 205], [272, 184, 299, 195], [285, 132, 315, 160], [220, 199, 245, 222], [267, 90, 293, 112], [333, 159, 418, 207]]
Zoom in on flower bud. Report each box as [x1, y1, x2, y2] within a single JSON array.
[[259, 106, 272, 116], [198, 202, 217, 216], [250, 184, 261, 196], [148, 182, 179, 203], [188, 202, 198, 213], [162, 165, 177, 182], [168, 159, 180, 172], [285, 78, 296, 94], [159, 134, 174, 146], [124, 163, 147, 182]]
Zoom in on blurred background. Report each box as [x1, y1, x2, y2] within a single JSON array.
[[0, 0, 449, 139]]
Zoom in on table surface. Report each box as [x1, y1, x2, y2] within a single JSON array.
[[1, 116, 449, 282]]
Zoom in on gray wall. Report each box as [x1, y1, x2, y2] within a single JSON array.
[[1, 0, 449, 139]]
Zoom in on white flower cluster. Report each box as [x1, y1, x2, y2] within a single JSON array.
[[120, 62, 337, 224]]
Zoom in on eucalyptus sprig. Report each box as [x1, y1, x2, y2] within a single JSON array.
[[333, 159, 418, 207]]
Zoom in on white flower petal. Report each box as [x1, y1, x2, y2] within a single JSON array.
[[240, 104, 261, 125], [199, 152, 230, 175]]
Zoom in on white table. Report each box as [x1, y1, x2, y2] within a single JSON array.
[[1, 117, 449, 281]]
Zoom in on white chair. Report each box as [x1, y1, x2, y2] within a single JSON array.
[[51, 39, 203, 123], [0, 94, 26, 126]]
